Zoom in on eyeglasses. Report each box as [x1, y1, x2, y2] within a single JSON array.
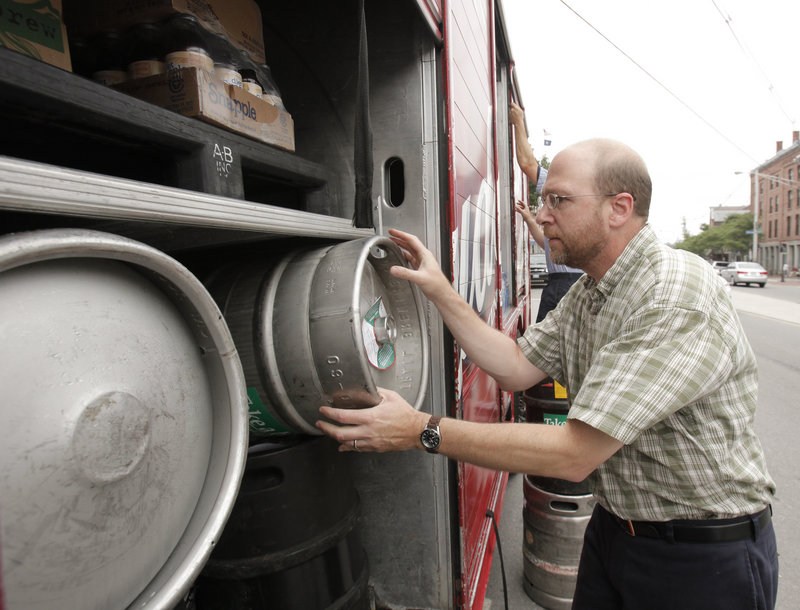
[[540, 193, 621, 210]]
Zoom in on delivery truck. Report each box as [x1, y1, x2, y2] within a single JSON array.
[[0, 0, 534, 608]]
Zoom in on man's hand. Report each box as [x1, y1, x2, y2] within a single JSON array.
[[388, 228, 452, 301], [316, 388, 429, 453], [510, 100, 526, 131], [515, 199, 535, 222]]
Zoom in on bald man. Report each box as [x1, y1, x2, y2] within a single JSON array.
[[317, 139, 778, 609]]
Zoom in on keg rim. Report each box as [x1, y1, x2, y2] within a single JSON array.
[[0, 228, 249, 610]]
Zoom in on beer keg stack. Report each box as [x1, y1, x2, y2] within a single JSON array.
[[0, 4, 434, 608], [522, 380, 596, 610], [176, 235, 426, 609]]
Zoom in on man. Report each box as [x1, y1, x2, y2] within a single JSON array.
[[510, 101, 583, 321], [316, 138, 778, 608]]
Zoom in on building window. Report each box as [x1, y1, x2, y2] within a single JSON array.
[[790, 168, 794, 182], [790, 190, 794, 209], [788, 217, 791, 238], [796, 214, 799, 236]]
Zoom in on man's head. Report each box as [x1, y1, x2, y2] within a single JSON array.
[[583, 138, 652, 219], [536, 139, 652, 279]]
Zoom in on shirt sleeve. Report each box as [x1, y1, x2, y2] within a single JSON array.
[[568, 305, 739, 445], [535, 167, 548, 195], [517, 298, 564, 382]]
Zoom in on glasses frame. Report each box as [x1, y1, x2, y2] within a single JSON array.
[[540, 192, 622, 210]]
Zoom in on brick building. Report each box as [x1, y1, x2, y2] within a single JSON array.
[[752, 132, 800, 274]]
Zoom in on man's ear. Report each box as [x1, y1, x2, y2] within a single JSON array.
[[608, 193, 635, 228]]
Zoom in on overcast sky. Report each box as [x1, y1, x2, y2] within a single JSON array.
[[503, 0, 800, 244]]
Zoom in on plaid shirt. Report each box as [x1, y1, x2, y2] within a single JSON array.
[[519, 224, 775, 520]]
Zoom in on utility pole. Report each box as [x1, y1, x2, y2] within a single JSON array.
[[752, 168, 759, 263]]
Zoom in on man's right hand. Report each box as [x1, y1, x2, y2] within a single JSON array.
[[388, 228, 452, 302], [515, 199, 535, 222], [510, 101, 525, 130]]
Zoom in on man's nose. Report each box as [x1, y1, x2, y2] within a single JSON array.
[[535, 204, 553, 225]]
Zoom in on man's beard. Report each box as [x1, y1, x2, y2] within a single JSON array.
[[550, 235, 604, 269]]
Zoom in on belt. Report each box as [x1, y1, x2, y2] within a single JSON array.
[[549, 272, 583, 280], [608, 505, 772, 543]]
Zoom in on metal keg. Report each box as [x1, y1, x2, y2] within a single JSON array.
[[522, 478, 596, 610], [207, 236, 429, 436], [523, 381, 590, 495], [195, 437, 369, 609], [0, 229, 248, 610]]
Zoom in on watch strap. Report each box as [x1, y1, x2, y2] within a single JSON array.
[[427, 415, 442, 430]]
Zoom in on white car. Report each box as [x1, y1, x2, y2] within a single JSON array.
[[711, 261, 730, 275], [720, 262, 768, 287]]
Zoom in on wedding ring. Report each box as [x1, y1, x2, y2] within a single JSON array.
[[353, 439, 359, 451]]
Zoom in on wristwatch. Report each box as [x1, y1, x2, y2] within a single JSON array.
[[420, 415, 442, 453]]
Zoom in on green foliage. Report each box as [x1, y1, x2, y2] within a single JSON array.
[[673, 213, 754, 258]]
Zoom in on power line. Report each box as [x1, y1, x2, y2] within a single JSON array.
[[710, 0, 795, 127], [558, 0, 758, 163]]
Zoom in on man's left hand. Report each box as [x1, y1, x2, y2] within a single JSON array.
[[316, 388, 429, 453]]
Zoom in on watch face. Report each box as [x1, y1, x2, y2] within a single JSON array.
[[420, 428, 440, 449]]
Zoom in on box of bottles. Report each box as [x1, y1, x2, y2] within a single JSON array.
[[67, 0, 265, 64], [116, 66, 294, 151], [0, 0, 72, 71]]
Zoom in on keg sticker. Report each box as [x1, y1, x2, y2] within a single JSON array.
[[362, 298, 395, 370], [553, 380, 567, 399], [246, 388, 290, 434], [542, 412, 567, 426]]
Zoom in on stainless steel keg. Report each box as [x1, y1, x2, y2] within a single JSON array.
[[0, 229, 248, 610], [208, 236, 429, 436]]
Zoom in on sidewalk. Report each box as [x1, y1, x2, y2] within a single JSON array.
[[729, 279, 800, 326]]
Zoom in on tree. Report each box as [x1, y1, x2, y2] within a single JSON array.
[[673, 213, 753, 259]]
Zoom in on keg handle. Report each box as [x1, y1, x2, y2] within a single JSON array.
[[373, 315, 397, 345]]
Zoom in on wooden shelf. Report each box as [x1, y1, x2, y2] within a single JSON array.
[[0, 48, 331, 208]]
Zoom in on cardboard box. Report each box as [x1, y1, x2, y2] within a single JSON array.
[[0, 0, 72, 71], [116, 67, 294, 152], [66, 0, 265, 64]]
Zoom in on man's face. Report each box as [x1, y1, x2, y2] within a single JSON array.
[[536, 149, 609, 271]]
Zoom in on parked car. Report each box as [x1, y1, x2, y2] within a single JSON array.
[[711, 260, 730, 274], [720, 261, 768, 287], [530, 252, 549, 287]]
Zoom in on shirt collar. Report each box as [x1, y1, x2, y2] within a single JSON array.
[[581, 224, 655, 311]]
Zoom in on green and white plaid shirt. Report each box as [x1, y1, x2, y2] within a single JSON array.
[[519, 224, 775, 521]]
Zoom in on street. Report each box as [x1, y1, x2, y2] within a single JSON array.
[[485, 277, 800, 609]]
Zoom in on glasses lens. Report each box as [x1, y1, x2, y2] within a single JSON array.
[[544, 194, 558, 209]]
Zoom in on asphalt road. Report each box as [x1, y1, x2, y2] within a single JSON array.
[[484, 277, 800, 609]]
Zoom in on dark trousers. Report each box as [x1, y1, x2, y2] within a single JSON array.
[[536, 273, 583, 322], [572, 504, 779, 609]]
